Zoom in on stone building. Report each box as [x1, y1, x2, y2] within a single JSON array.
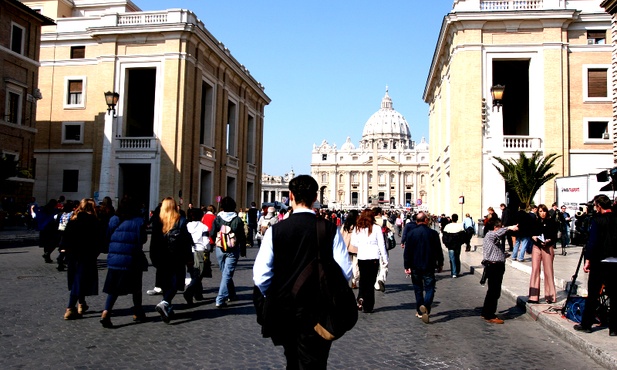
[[260, 169, 294, 206], [23, 0, 269, 211], [311, 89, 429, 210], [0, 0, 54, 217], [424, 0, 613, 217], [601, 0, 617, 166]]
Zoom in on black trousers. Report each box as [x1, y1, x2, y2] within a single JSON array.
[[481, 262, 505, 319], [357, 259, 379, 312], [280, 329, 332, 370], [581, 262, 617, 331]]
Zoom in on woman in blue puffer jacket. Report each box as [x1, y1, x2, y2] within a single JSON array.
[[100, 196, 148, 328]]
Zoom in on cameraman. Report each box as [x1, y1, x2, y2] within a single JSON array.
[[573, 194, 617, 336]]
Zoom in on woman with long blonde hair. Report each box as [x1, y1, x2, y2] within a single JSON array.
[[61, 198, 102, 320], [150, 197, 193, 323]]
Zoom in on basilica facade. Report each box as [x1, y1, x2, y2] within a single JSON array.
[[310, 90, 429, 210]]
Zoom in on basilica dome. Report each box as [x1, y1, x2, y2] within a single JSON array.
[[361, 89, 412, 144]]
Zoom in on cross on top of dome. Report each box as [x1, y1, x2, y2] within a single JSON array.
[[381, 86, 393, 110]]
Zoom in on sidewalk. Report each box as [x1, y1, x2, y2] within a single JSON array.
[[454, 235, 617, 369], [0, 225, 39, 247]]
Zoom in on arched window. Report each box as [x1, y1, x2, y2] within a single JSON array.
[[322, 173, 327, 183]]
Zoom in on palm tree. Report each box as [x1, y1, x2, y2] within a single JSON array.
[[493, 151, 561, 210]]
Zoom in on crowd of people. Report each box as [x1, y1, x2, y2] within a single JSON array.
[[28, 181, 615, 368]]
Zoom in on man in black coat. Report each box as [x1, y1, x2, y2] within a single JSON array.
[[253, 175, 352, 368], [574, 194, 617, 336], [403, 211, 444, 324]]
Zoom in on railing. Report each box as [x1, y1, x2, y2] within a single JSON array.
[[118, 13, 168, 25], [116, 137, 157, 150], [480, 0, 543, 10], [503, 136, 542, 150]]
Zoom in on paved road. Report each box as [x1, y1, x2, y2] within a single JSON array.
[[0, 238, 604, 369]]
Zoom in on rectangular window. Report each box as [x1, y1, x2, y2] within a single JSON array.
[[226, 100, 237, 156], [583, 66, 610, 102], [587, 30, 606, 45], [64, 77, 86, 108], [61, 122, 84, 143], [70, 46, 85, 59], [322, 154, 327, 161], [584, 118, 611, 143], [588, 69, 607, 98], [62, 170, 79, 192], [200, 80, 214, 146], [7, 92, 20, 123], [247, 114, 255, 164], [10, 23, 24, 54]]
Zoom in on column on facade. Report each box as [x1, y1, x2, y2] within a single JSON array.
[[385, 169, 391, 203], [344, 171, 351, 205]]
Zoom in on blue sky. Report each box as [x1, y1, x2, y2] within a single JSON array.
[[141, 1, 454, 176]]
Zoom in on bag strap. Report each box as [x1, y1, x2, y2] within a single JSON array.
[[291, 219, 327, 296]]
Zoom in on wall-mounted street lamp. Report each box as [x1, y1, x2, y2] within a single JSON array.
[[490, 84, 505, 112], [104, 91, 119, 116]]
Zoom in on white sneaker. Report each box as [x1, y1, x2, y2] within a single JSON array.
[[156, 301, 170, 323], [147, 287, 162, 295]]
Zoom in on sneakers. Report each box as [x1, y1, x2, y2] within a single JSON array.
[[147, 287, 162, 295], [452, 275, 457, 278], [77, 303, 89, 315], [215, 302, 228, 309], [573, 324, 592, 333], [484, 317, 504, 324], [357, 298, 363, 311], [64, 308, 81, 320], [156, 301, 171, 323], [419, 305, 429, 324]]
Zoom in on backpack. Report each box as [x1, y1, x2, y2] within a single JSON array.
[[166, 221, 184, 254], [216, 224, 236, 252], [382, 220, 396, 250], [259, 216, 274, 235], [563, 296, 585, 323]]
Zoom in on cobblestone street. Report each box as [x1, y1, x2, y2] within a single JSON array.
[[0, 239, 603, 369]]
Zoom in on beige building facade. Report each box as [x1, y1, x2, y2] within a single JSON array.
[[311, 90, 429, 210], [424, 0, 613, 218], [24, 0, 270, 211]]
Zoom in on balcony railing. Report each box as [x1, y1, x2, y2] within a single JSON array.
[[503, 136, 542, 151], [480, 0, 543, 10], [114, 137, 158, 159]]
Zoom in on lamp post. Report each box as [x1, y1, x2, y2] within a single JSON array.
[[490, 84, 505, 112], [99, 91, 120, 205]]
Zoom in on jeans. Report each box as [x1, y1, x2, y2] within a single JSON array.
[[215, 247, 239, 305], [448, 246, 461, 276], [411, 269, 436, 315], [512, 236, 530, 261]]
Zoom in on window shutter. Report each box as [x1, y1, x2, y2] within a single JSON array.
[[69, 80, 83, 93], [588, 69, 607, 98]]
